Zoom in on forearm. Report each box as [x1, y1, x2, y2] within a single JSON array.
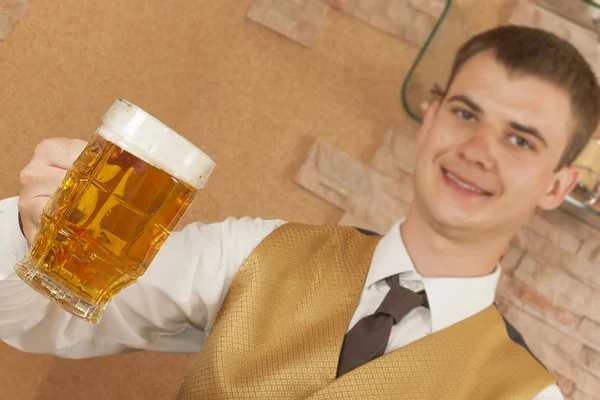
[[0, 202, 206, 357], [0, 196, 285, 358], [0, 196, 142, 357]]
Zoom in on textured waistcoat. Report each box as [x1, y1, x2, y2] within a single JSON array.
[[175, 223, 555, 399]]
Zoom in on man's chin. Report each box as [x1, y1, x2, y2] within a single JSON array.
[[425, 203, 481, 231]]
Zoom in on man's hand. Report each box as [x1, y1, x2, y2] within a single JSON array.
[[17, 138, 87, 244]]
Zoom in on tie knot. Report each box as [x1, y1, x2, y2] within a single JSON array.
[[336, 274, 428, 377], [377, 280, 426, 324]]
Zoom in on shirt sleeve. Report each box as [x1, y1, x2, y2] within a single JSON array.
[[0, 196, 286, 359], [531, 384, 564, 399]]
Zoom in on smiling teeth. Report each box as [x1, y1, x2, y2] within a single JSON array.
[[445, 170, 485, 194]]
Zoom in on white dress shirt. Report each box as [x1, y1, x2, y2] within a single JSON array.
[[0, 196, 562, 399]]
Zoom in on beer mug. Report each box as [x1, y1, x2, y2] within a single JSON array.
[[14, 99, 216, 324]]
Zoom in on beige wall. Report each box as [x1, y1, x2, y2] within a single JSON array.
[[0, 1, 417, 398]]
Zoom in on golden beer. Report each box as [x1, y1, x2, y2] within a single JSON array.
[[15, 99, 215, 323]]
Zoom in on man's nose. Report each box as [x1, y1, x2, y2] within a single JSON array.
[[457, 128, 496, 170]]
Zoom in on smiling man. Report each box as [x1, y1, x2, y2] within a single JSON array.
[[404, 27, 595, 284], [0, 26, 598, 399]]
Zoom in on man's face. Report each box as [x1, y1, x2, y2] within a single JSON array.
[[414, 51, 579, 237]]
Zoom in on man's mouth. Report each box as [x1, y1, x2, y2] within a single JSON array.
[[441, 168, 493, 196]]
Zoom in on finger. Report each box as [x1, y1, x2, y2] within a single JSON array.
[[19, 165, 67, 199], [34, 138, 87, 170], [48, 138, 87, 169], [21, 196, 50, 227], [20, 196, 51, 244], [64, 139, 88, 164]]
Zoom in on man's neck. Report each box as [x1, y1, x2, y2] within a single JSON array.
[[401, 204, 511, 278]]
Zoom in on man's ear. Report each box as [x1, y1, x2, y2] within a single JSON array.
[[537, 165, 579, 211], [417, 100, 440, 148]]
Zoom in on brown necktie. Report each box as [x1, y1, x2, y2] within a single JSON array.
[[336, 274, 428, 377]]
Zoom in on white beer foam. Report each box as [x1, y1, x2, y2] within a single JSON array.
[[98, 99, 216, 190]]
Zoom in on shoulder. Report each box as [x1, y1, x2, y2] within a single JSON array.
[[266, 223, 383, 242], [495, 304, 547, 368], [252, 223, 382, 252], [353, 227, 381, 237]]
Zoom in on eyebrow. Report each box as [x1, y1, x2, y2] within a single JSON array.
[[509, 121, 548, 147], [447, 94, 548, 148], [448, 95, 483, 113]]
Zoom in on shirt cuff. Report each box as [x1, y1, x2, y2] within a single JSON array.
[[0, 197, 29, 280]]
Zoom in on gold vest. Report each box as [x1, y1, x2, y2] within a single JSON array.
[[175, 223, 555, 399]]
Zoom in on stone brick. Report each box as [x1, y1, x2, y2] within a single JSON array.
[[525, 213, 581, 254], [515, 256, 599, 321], [368, 14, 397, 37], [497, 275, 581, 330], [323, 0, 353, 14], [404, 0, 444, 47], [0, 0, 27, 19], [295, 140, 411, 233], [570, 238, 600, 291], [577, 318, 600, 349], [322, 0, 443, 47], [552, 371, 575, 397], [370, 124, 418, 178], [511, 227, 574, 268], [345, 193, 409, 234], [577, 346, 600, 378], [499, 245, 523, 275], [298, 140, 414, 202], [294, 22, 321, 47], [355, 0, 377, 14], [295, 140, 365, 207], [495, 299, 510, 315], [402, 6, 437, 48], [571, 390, 595, 400], [301, 0, 330, 26], [0, 13, 13, 40], [504, 306, 583, 357], [0, 0, 26, 40], [247, 6, 296, 40], [384, 0, 408, 27], [538, 209, 598, 242], [338, 212, 380, 233], [247, 0, 330, 47], [407, 0, 445, 17], [527, 340, 600, 396]]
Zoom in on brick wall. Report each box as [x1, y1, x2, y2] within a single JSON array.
[[296, 124, 600, 399], [500, 214, 600, 399]]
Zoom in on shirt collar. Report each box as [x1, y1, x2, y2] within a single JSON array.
[[366, 220, 501, 332]]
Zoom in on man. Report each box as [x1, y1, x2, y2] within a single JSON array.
[[0, 25, 598, 399]]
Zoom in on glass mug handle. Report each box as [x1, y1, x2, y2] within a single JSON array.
[[573, 164, 600, 205]]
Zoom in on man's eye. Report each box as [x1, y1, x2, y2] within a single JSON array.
[[508, 134, 532, 150], [455, 109, 476, 122]]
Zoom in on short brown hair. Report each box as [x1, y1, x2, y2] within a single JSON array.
[[444, 25, 600, 170]]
